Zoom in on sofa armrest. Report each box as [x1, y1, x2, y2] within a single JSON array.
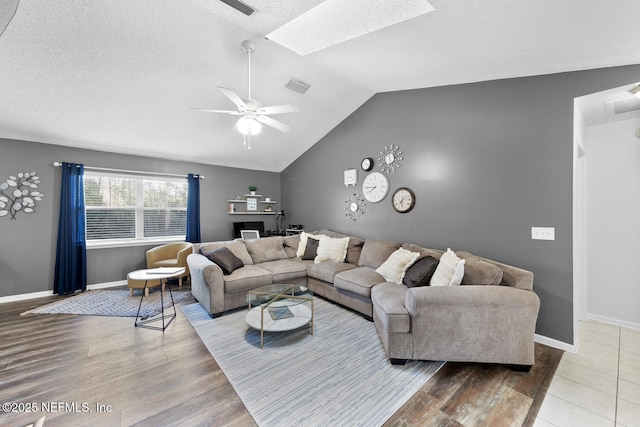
[[187, 253, 225, 316], [405, 286, 540, 365]]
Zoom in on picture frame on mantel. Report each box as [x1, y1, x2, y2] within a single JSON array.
[[245, 196, 258, 212]]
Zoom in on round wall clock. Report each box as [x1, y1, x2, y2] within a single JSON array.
[[362, 172, 389, 203], [361, 157, 374, 171], [344, 194, 366, 221], [378, 144, 403, 173], [392, 187, 416, 213]]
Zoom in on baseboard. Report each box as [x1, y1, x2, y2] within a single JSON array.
[[587, 313, 640, 331], [534, 334, 577, 354], [86, 280, 127, 290], [0, 280, 127, 304]]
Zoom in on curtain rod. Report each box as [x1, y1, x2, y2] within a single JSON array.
[[52, 162, 205, 179]]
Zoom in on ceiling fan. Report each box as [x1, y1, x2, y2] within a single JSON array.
[[192, 40, 299, 150]]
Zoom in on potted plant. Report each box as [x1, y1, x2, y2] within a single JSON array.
[[249, 185, 257, 195]]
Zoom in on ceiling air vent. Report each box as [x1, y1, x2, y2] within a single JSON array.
[[219, 0, 256, 16], [286, 79, 310, 94], [606, 97, 640, 115]]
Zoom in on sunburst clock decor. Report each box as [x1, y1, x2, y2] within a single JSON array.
[[378, 144, 403, 173], [344, 194, 366, 221], [0, 171, 44, 219]]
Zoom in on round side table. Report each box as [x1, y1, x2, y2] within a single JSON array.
[[128, 267, 185, 331]]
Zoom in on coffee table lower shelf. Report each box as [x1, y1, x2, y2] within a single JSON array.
[[245, 302, 313, 348]]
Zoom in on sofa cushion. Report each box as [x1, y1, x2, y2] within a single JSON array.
[[375, 248, 420, 284], [334, 267, 386, 298], [371, 282, 410, 333], [283, 234, 301, 258], [315, 235, 349, 263], [205, 247, 244, 275], [358, 239, 402, 269], [307, 262, 356, 283], [302, 237, 320, 260], [296, 232, 320, 257], [456, 251, 504, 285], [403, 256, 439, 288], [258, 259, 308, 282], [245, 236, 287, 264], [401, 243, 444, 260], [431, 248, 465, 287], [200, 240, 253, 265], [223, 265, 272, 293], [317, 229, 365, 265]]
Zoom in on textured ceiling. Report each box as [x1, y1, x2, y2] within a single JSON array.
[[1, 0, 640, 172]]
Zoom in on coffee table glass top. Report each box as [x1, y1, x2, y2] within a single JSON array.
[[246, 284, 313, 308]]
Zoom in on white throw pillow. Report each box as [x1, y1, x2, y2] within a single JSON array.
[[296, 231, 320, 257], [430, 248, 465, 287], [375, 248, 420, 284], [314, 235, 350, 263]]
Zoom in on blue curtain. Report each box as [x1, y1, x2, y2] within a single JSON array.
[[53, 162, 87, 295], [186, 173, 201, 243]]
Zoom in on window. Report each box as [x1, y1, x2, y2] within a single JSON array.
[[84, 172, 188, 246]]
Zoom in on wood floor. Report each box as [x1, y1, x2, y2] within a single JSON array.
[[1, 287, 562, 427]]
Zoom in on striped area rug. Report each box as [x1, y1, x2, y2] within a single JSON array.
[[181, 298, 444, 427]]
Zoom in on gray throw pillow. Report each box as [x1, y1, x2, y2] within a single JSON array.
[[403, 256, 439, 288], [205, 247, 244, 275], [302, 237, 320, 260]]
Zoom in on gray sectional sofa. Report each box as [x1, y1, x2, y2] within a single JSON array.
[[187, 229, 540, 368]]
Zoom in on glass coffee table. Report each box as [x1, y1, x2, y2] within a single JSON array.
[[246, 284, 314, 349]]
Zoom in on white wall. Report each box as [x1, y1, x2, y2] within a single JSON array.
[[586, 118, 640, 328]]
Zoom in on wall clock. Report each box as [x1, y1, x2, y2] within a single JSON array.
[[361, 157, 374, 172], [362, 172, 389, 203], [392, 187, 416, 213], [343, 168, 357, 187], [344, 194, 366, 221], [378, 144, 403, 173]]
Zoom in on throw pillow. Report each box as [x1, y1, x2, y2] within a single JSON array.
[[314, 235, 350, 263], [296, 231, 320, 257], [430, 248, 465, 287], [204, 247, 244, 275], [302, 237, 320, 260], [375, 248, 421, 284], [403, 256, 440, 287]]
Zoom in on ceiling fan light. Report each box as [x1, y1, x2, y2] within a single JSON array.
[[237, 117, 262, 135]]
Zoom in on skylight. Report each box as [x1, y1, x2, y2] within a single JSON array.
[[266, 0, 435, 56]]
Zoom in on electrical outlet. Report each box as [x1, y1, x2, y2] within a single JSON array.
[[531, 227, 555, 241]]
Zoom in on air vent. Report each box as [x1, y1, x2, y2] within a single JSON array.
[[606, 97, 640, 115], [219, 0, 256, 16], [286, 79, 310, 94]]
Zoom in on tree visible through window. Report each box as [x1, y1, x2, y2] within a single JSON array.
[[84, 172, 187, 242]]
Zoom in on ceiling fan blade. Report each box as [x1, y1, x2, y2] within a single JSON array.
[[256, 115, 291, 133], [256, 104, 299, 115], [218, 87, 247, 111], [189, 108, 243, 115]]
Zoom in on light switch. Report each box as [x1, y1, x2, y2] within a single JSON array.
[[531, 227, 555, 240]]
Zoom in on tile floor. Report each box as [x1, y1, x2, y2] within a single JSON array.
[[534, 321, 640, 427]]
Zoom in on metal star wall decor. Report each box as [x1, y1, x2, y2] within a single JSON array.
[[0, 171, 44, 219]]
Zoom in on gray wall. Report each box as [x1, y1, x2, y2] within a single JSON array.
[[281, 64, 640, 344], [0, 138, 280, 297]]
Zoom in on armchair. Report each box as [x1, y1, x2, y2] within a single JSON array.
[[146, 242, 193, 286]]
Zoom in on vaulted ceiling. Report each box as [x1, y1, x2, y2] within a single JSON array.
[[1, 0, 639, 172]]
